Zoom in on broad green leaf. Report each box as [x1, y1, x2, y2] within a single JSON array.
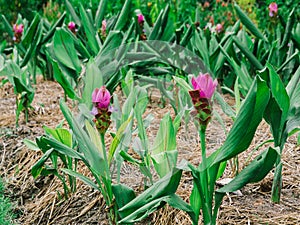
[[23, 138, 40, 151], [84, 120, 104, 157], [232, 36, 264, 70], [1, 15, 14, 37], [95, 0, 108, 29], [118, 169, 182, 220], [61, 168, 100, 191], [213, 147, 278, 220], [173, 76, 192, 92], [151, 113, 177, 177], [211, 77, 270, 165], [22, 14, 41, 48], [20, 21, 43, 67], [79, 4, 99, 55], [65, 0, 81, 26], [41, 11, 66, 45], [108, 116, 132, 165], [112, 184, 136, 210], [52, 59, 78, 100], [60, 100, 109, 179], [180, 25, 194, 47], [53, 28, 81, 73], [234, 3, 267, 41], [262, 64, 290, 146], [285, 67, 300, 135], [280, 8, 295, 49], [31, 149, 54, 178], [81, 58, 103, 109], [113, 0, 131, 31], [42, 136, 83, 160], [43, 127, 72, 147]]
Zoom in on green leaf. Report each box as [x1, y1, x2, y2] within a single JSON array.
[[213, 147, 278, 220], [280, 8, 295, 49], [60, 100, 108, 179], [112, 184, 136, 210], [262, 64, 290, 146], [52, 59, 78, 100], [113, 0, 131, 31], [61, 168, 100, 191], [81, 58, 103, 109], [31, 149, 54, 178], [95, 0, 108, 29], [108, 116, 132, 165], [118, 169, 182, 222], [53, 28, 81, 73], [42, 136, 84, 160], [151, 113, 177, 178], [232, 36, 264, 70], [43, 127, 72, 148], [22, 14, 41, 48], [173, 76, 192, 92], [79, 4, 99, 55], [84, 120, 104, 158], [234, 3, 267, 42], [65, 0, 81, 26], [1, 15, 14, 37], [23, 138, 40, 151], [41, 11, 66, 45], [211, 77, 270, 165]]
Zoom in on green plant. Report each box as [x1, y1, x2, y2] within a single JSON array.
[[0, 178, 15, 225], [24, 123, 78, 199]]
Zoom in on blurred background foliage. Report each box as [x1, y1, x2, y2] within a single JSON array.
[[1, 0, 299, 42]]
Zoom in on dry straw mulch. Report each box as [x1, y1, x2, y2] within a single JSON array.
[[0, 77, 299, 224]]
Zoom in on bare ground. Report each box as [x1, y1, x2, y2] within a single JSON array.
[[0, 77, 299, 225]]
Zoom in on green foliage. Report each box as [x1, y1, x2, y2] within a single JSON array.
[[0, 178, 15, 225]]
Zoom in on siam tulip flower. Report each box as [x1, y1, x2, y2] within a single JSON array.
[[92, 86, 111, 109], [137, 13, 147, 40], [189, 73, 218, 127], [215, 23, 223, 33], [203, 1, 210, 8], [13, 24, 24, 34], [68, 21, 77, 34], [91, 86, 112, 134], [268, 2, 278, 17], [101, 19, 107, 38], [13, 23, 24, 43], [137, 14, 144, 24], [191, 73, 218, 99]]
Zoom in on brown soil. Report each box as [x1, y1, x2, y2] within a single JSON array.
[[0, 77, 299, 225]]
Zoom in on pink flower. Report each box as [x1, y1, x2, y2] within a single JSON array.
[[101, 20, 107, 37], [13, 24, 24, 34], [191, 73, 218, 99], [92, 86, 111, 109], [215, 23, 223, 33], [268, 2, 278, 17], [68, 21, 76, 33], [137, 14, 144, 24]]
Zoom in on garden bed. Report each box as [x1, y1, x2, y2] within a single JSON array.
[[0, 77, 299, 225]]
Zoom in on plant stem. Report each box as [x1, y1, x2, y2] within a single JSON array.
[[100, 133, 118, 224], [199, 125, 212, 224]]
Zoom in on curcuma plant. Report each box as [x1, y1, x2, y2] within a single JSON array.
[[118, 72, 279, 224]]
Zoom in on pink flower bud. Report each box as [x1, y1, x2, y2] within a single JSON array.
[[137, 14, 144, 24], [68, 21, 76, 33], [101, 19, 107, 37], [191, 73, 218, 99], [215, 23, 223, 33], [92, 86, 111, 109], [13, 24, 24, 34], [268, 2, 278, 17]]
